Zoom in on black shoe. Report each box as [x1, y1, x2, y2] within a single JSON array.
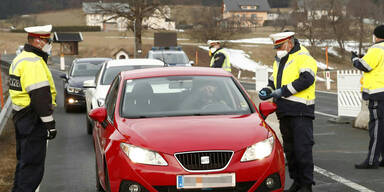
[[354, 162, 379, 169], [297, 185, 312, 192], [284, 182, 301, 192], [379, 160, 384, 167]]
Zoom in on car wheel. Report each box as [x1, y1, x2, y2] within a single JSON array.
[[86, 117, 92, 135]]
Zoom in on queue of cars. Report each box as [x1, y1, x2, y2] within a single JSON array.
[[83, 59, 165, 134], [61, 51, 284, 191]]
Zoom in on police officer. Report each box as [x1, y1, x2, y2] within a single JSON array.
[[259, 31, 317, 192], [352, 25, 384, 169], [207, 40, 231, 72], [9, 24, 57, 192]]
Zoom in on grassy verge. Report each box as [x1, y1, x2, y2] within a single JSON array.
[[0, 119, 16, 192]]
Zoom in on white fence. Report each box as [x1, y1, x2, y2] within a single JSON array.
[[337, 70, 362, 117], [255, 67, 269, 91]]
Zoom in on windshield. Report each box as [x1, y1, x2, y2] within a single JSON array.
[[70, 61, 104, 77], [151, 52, 188, 64], [101, 65, 162, 85], [121, 76, 252, 118]]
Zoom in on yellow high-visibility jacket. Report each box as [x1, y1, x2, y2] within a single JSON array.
[[353, 41, 384, 100], [268, 40, 318, 119], [210, 48, 231, 72], [9, 44, 56, 123]]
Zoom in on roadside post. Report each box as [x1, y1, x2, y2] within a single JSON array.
[[195, 50, 199, 66], [60, 53, 65, 71], [325, 46, 331, 90]]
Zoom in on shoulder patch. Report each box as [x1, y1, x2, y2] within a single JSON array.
[[9, 75, 22, 91]]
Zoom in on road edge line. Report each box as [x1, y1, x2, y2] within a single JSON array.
[[315, 111, 338, 119], [314, 165, 375, 192]]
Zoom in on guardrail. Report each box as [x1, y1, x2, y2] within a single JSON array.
[[0, 97, 12, 135]]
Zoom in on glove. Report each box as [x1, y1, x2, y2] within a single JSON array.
[[271, 88, 282, 99], [259, 87, 272, 100], [44, 120, 57, 140], [351, 51, 358, 61]]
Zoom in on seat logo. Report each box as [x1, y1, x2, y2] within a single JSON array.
[[201, 156, 210, 165]]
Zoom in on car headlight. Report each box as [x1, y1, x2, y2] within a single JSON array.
[[241, 135, 274, 162], [67, 86, 82, 93], [97, 98, 105, 107], [120, 143, 168, 166], [67, 86, 75, 93]]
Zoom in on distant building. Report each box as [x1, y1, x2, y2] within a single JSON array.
[[82, 2, 175, 31], [222, 0, 271, 28], [296, 0, 347, 20]]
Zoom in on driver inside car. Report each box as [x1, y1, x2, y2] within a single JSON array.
[[181, 80, 227, 111]]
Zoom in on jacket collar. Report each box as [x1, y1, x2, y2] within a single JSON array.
[[23, 44, 48, 63]]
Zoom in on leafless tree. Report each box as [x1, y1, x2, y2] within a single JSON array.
[[188, 6, 239, 43], [96, 0, 169, 57], [347, 0, 376, 55], [290, 0, 322, 46]]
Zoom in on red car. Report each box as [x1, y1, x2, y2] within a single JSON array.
[[89, 67, 284, 192]]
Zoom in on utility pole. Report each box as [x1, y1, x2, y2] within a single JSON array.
[[133, 19, 136, 58]]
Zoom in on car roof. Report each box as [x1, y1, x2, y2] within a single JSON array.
[[75, 57, 112, 62], [150, 50, 186, 54], [120, 67, 232, 80], [105, 59, 165, 68]]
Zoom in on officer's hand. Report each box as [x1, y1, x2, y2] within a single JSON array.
[[259, 88, 272, 100], [351, 51, 358, 61], [44, 120, 57, 140], [271, 88, 282, 99]]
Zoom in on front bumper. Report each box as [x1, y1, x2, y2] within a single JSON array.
[[105, 141, 285, 192], [64, 92, 86, 106]]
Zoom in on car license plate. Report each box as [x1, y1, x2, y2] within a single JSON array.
[[176, 173, 235, 189]]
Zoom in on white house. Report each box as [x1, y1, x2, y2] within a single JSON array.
[[82, 2, 175, 31]]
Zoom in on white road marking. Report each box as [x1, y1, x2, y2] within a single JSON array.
[[314, 166, 375, 192], [315, 111, 338, 118], [316, 90, 338, 95], [314, 131, 336, 136]]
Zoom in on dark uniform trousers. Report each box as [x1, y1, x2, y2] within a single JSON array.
[[12, 108, 46, 192], [366, 100, 384, 165], [280, 116, 314, 185]]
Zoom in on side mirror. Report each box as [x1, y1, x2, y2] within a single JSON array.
[[89, 107, 107, 123], [59, 73, 68, 80], [189, 61, 195, 66], [259, 101, 277, 119], [83, 80, 96, 88]]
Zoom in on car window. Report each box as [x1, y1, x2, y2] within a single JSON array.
[[151, 52, 188, 64], [121, 76, 252, 118], [101, 65, 162, 85], [70, 62, 103, 77], [105, 76, 120, 122]]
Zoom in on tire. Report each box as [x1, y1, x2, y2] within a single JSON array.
[[86, 117, 92, 135]]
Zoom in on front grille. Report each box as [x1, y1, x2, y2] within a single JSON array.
[[153, 181, 255, 192], [175, 151, 233, 171]]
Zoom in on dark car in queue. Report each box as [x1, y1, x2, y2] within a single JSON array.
[[60, 57, 111, 112]]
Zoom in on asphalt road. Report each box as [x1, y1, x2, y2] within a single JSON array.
[[37, 69, 384, 192]]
